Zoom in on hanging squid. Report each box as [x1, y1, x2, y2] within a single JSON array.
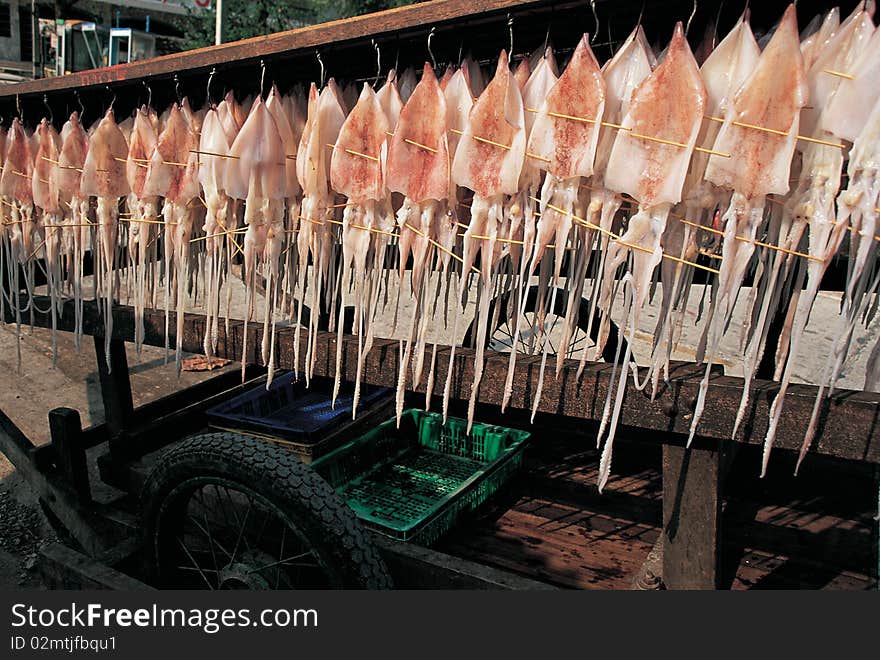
[[597, 23, 707, 491], [385, 64, 450, 421], [79, 108, 130, 369], [449, 52, 525, 431]]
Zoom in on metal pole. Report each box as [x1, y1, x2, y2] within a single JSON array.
[[214, 0, 226, 46], [31, 0, 39, 79]]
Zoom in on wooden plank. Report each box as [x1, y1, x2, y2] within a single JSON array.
[[370, 534, 556, 590], [47, 408, 91, 503], [11, 297, 880, 464], [39, 543, 154, 591], [662, 444, 724, 589], [93, 336, 134, 453]]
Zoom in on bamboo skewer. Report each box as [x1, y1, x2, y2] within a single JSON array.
[[384, 130, 438, 154], [534, 197, 720, 275], [676, 216, 823, 262], [26, 238, 48, 261], [526, 105, 844, 152], [404, 221, 479, 274], [190, 149, 239, 159], [119, 217, 170, 225], [326, 143, 380, 162], [40, 156, 84, 172], [823, 68, 855, 80], [703, 115, 846, 149], [523, 107, 730, 157], [190, 226, 248, 243], [448, 128, 551, 163]]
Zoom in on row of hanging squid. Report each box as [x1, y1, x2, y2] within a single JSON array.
[[1, 2, 879, 490]]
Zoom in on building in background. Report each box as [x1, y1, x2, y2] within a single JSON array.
[[0, 0, 209, 82]]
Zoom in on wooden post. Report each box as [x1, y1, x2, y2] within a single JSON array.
[[661, 442, 727, 589], [93, 336, 133, 455], [48, 407, 91, 502]]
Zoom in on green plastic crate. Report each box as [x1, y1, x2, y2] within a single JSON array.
[[311, 409, 530, 545]]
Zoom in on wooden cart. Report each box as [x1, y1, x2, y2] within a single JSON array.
[[0, 0, 877, 590]]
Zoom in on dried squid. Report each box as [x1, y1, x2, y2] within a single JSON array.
[[597, 23, 706, 491]]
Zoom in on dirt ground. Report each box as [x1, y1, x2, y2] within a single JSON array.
[[0, 273, 875, 589]]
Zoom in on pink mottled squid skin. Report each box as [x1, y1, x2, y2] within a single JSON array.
[[79, 108, 130, 369], [54, 113, 89, 349], [32, 120, 64, 364], [513, 35, 606, 417], [223, 97, 287, 382], [689, 4, 807, 457], [125, 108, 159, 355], [585, 25, 655, 369], [294, 81, 346, 385], [384, 64, 452, 421], [596, 23, 707, 492], [498, 49, 558, 413], [330, 82, 393, 411], [450, 51, 526, 431]]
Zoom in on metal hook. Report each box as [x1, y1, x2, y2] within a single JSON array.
[[142, 79, 152, 109], [173, 75, 182, 105], [16, 94, 21, 122], [260, 59, 267, 99], [42, 94, 53, 124], [74, 90, 84, 122], [712, 0, 725, 49], [316, 50, 325, 88], [105, 85, 116, 114], [206, 67, 216, 106], [372, 39, 382, 88], [685, 0, 698, 36], [590, 0, 599, 45], [427, 27, 437, 70], [507, 14, 514, 62]]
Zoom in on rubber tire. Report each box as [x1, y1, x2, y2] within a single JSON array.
[[462, 286, 626, 362], [141, 432, 393, 589]]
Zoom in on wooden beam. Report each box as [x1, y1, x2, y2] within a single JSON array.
[[48, 407, 91, 503], [662, 444, 723, 589], [0, 0, 555, 99], [93, 336, 134, 457], [11, 297, 880, 465]]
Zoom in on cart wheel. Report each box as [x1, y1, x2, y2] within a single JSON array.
[[141, 432, 392, 589], [462, 286, 625, 362]]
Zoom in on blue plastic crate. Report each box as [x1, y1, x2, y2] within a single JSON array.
[[206, 371, 392, 445]]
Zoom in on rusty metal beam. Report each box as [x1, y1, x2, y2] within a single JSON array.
[[8, 296, 880, 464]]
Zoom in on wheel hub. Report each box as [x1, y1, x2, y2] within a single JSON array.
[[217, 550, 280, 590]]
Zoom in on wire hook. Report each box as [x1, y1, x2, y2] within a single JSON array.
[[206, 67, 216, 106], [142, 79, 152, 109], [260, 59, 268, 99], [74, 90, 84, 122], [372, 39, 382, 88], [316, 50, 325, 88], [427, 27, 437, 70], [590, 0, 599, 45], [685, 0, 698, 36], [507, 14, 514, 62], [15, 94, 21, 122], [173, 75, 182, 105], [105, 85, 116, 114], [42, 94, 53, 124]]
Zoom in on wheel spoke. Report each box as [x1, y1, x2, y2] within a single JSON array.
[[276, 526, 287, 590], [229, 494, 253, 565], [177, 538, 215, 590], [186, 513, 232, 560], [248, 550, 317, 574]]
